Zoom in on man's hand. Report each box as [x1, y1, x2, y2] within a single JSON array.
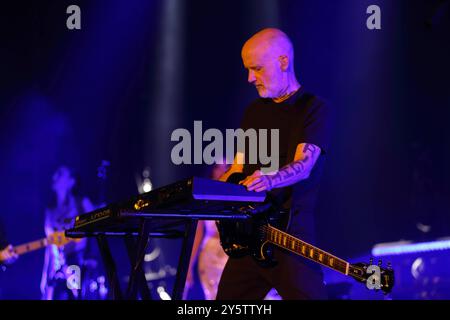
[[239, 170, 273, 192], [0, 245, 18, 265]]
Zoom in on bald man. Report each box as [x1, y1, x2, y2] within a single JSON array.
[[217, 28, 331, 300]]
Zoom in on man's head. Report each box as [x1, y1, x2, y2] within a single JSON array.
[[241, 28, 296, 98]]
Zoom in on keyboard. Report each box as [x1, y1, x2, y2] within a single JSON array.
[[67, 177, 266, 235]]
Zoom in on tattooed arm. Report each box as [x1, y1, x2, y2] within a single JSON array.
[[241, 143, 321, 192]]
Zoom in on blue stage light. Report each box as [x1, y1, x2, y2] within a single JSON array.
[[372, 239, 450, 256]]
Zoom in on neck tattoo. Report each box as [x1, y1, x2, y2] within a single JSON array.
[[272, 85, 300, 103]]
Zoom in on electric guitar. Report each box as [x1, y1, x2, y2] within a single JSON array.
[[11, 231, 77, 257], [217, 173, 395, 294]]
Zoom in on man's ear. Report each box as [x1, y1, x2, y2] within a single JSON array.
[[278, 55, 289, 71]]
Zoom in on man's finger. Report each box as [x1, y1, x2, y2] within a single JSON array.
[[247, 177, 262, 188], [246, 178, 262, 188], [239, 178, 250, 185], [247, 180, 264, 191], [239, 178, 248, 185], [241, 177, 256, 187], [254, 186, 267, 192], [249, 182, 266, 192]]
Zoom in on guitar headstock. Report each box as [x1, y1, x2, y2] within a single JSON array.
[[348, 258, 395, 294], [47, 231, 73, 247]]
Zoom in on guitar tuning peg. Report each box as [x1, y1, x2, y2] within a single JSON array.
[[378, 259, 382, 267], [369, 257, 373, 265]]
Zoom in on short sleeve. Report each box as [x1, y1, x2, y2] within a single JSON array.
[[297, 98, 332, 155]]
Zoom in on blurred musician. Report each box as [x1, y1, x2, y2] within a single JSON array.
[[40, 165, 95, 300]]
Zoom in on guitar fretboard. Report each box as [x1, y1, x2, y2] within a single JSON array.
[[262, 225, 349, 275], [13, 239, 48, 256]]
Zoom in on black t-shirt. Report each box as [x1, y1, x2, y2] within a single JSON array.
[[239, 86, 331, 240]]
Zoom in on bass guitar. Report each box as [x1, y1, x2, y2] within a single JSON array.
[[12, 231, 76, 257]]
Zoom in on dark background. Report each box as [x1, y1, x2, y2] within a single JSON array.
[[0, 0, 449, 299]]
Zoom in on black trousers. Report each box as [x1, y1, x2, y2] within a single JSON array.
[[216, 247, 328, 300]]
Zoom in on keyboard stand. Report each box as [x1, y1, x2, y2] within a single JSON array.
[[66, 208, 251, 300], [67, 221, 195, 300], [96, 234, 123, 300], [123, 219, 197, 300]]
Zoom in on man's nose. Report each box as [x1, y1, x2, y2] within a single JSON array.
[[248, 70, 256, 84]]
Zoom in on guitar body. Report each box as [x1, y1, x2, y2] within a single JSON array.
[[217, 173, 288, 267], [217, 214, 278, 268]]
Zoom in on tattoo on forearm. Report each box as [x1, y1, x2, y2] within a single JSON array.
[[265, 176, 273, 190], [291, 156, 308, 174], [271, 172, 282, 186], [270, 156, 310, 187], [268, 144, 319, 189], [280, 168, 295, 179], [303, 143, 318, 156]]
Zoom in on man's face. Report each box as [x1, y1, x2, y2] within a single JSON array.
[[242, 44, 285, 98]]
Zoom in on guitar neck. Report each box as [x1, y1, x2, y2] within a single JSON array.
[[13, 238, 49, 256], [263, 225, 350, 275]]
